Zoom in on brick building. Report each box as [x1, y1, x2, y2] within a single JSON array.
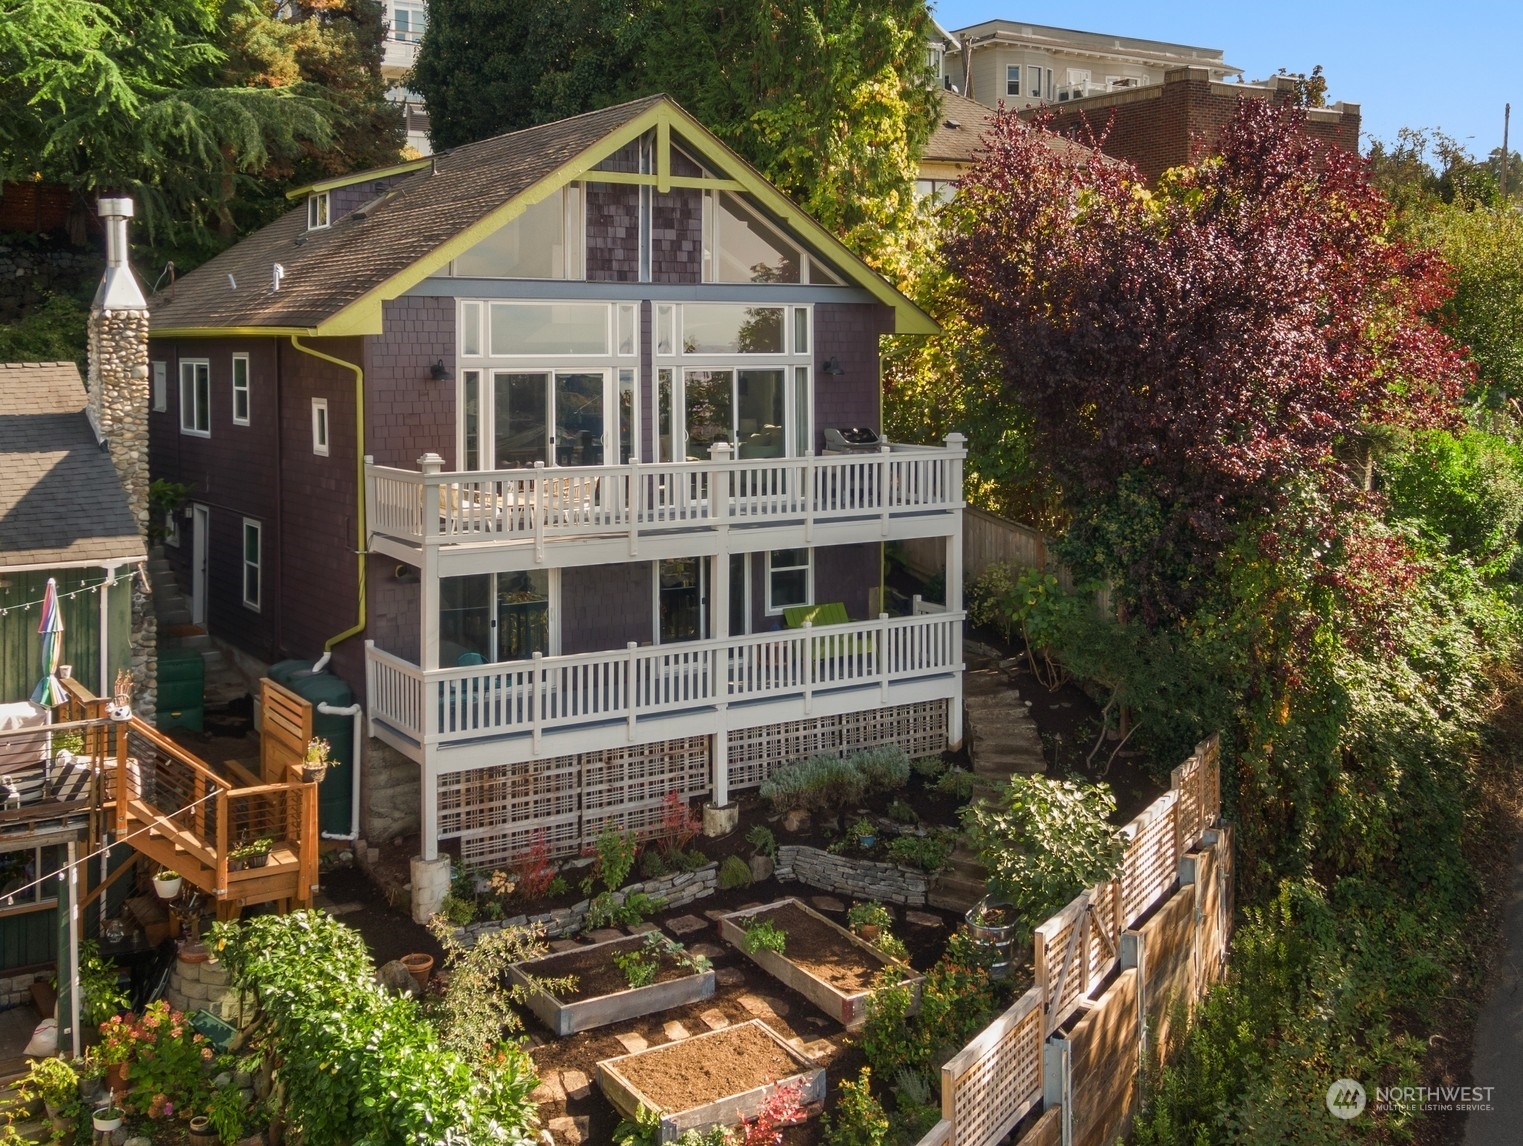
[[1029, 66, 1362, 186], [146, 97, 965, 918]]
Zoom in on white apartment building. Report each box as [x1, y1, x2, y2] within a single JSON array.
[[382, 0, 431, 155]]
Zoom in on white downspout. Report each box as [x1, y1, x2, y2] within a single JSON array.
[[317, 700, 363, 840]]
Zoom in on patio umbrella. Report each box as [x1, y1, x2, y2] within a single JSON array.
[[31, 578, 65, 707]]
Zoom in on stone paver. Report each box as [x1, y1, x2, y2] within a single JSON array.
[[810, 896, 846, 912], [613, 1030, 648, 1054], [663, 1020, 691, 1041], [547, 1115, 589, 1144], [627, 922, 659, 935], [548, 939, 581, 952], [905, 910, 942, 927], [761, 995, 791, 1017], [801, 1038, 835, 1060], [689, 942, 725, 959], [530, 1075, 564, 1104], [699, 1008, 730, 1031], [703, 908, 731, 922], [715, 966, 746, 987], [560, 1069, 591, 1100], [668, 913, 709, 935], [736, 993, 771, 1017], [585, 928, 624, 943]]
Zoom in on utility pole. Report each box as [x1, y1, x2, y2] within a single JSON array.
[[1504, 103, 1511, 201]]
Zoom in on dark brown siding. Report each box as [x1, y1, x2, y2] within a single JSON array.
[[744, 542, 880, 634], [366, 554, 421, 666], [812, 303, 893, 451], [560, 563, 652, 653], [365, 296, 456, 467], [651, 189, 702, 284], [586, 183, 640, 282], [147, 336, 282, 658]]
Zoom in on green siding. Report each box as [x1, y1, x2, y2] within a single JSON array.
[[0, 569, 131, 703]]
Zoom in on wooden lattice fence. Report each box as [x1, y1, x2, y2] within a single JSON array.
[[918, 735, 1230, 1146]]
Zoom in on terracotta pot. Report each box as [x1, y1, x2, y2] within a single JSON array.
[[400, 952, 434, 993], [189, 1115, 218, 1145], [105, 1061, 129, 1094], [856, 924, 881, 942]]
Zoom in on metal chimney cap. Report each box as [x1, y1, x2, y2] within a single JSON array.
[[97, 197, 135, 219]]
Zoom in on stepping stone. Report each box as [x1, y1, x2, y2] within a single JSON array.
[[323, 901, 362, 917], [547, 1115, 589, 1144], [586, 928, 624, 943], [560, 1069, 591, 1100], [905, 910, 942, 927], [699, 1008, 730, 1031], [715, 967, 746, 987], [627, 922, 659, 935], [614, 1031, 648, 1054], [549, 939, 581, 952], [805, 1015, 828, 1028], [761, 996, 791, 1017], [736, 993, 770, 1016], [810, 896, 846, 913], [663, 1021, 691, 1041], [668, 914, 709, 935], [689, 942, 725, 959], [801, 1038, 835, 1061], [530, 1075, 565, 1104]]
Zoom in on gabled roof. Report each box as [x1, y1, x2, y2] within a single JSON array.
[[0, 363, 145, 570], [152, 95, 936, 337], [924, 91, 1122, 167]]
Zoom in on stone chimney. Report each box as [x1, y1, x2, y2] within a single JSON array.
[[87, 197, 155, 718]]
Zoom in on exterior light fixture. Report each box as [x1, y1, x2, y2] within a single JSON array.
[[821, 357, 845, 376], [429, 359, 453, 382]]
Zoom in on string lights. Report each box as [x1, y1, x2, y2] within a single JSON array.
[[0, 576, 112, 618]]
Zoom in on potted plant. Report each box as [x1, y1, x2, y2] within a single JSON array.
[[850, 815, 877, 850], [96, 1014, 135, 1093], [109, 668, 133, 720], [153, 868, 182, 899], [77, 1051, 107, 1106], [301, 736, 335, 784], [22, 1055, 78, 1119], [230, 838, 274, 870], [92, 1101, 124, 1132]]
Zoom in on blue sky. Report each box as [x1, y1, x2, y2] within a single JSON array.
[[929, 2, 1520, 161]]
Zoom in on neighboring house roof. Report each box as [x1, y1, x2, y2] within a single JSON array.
[[152, 94, 936, 338], [924, 91, 1120, 168], [0, 363, 145, 570]]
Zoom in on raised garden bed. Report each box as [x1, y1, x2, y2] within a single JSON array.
[[595, 1019, 825, 1143], [718, 898, 923, 1028], [508, 932, 715, 1036]]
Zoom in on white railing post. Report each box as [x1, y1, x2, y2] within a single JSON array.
[[802, 620, 813, 715], [363, 454, 377, 544], [531, 651, 543, 752], [532, 461, 546, 562], [710, 441, 731, 539], [945, 431, 966, 512], [418, 452, 444, 542], [879, 443, 891, 536], [626, 642, 638, 738], [879, 612, 891, 703], [364, 640, 378, 738], [804, 450, 815, 544], [628, 460, 641, 556]]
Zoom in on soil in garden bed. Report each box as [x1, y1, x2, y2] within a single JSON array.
[[748, 901, 898, 994], [612, 1023, 805, 1112], [527, 936, 699, 1003]]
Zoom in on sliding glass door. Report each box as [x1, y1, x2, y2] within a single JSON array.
[[469, 370, 607, 470], [439, 570, 553, 665], [662, 369, 789, 461]]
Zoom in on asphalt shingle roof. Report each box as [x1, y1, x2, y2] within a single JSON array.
[[150, 96, 669, 332], [924, 91, 1118, 166], [0, 362, 145, 569]]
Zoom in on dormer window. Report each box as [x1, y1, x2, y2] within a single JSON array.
[[307, 191, 331, 230]]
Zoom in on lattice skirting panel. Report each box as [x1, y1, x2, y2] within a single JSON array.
[[727, 699, 950, 792], [439, 735, 711, 869]]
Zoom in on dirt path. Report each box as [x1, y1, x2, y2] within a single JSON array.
[[1462, 834, 1523, 1144]]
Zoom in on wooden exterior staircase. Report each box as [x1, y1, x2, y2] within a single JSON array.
[[63, 680, 319, 920]]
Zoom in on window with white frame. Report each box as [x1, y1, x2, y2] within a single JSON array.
[[700, 191, 842, 286], [766, 548, 812, 614], [307, 191, 330, 230], [311, 398, 329, 455], [1028, 66, 1042, 102], [242, 519, 262, 611], [179, 359, 210, 436], [0, 844, 63, 912], [452, 186, 584, 279], [152, 361, 167, 412], [1006, 65, 1021, 97], [231, 353, 251, 425]]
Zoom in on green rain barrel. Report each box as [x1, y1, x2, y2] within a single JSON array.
[[269, 664, 355, 837], [157, 648, 205, 732]]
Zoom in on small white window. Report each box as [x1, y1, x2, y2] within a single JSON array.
[[461, 301, 481, 357], [766, 548, 812, 614], [1006, 65, 1020, 97], [307, 191, 330, 230], [311, 398, 329, 456], [164, 512, 180, 548], [152, 361, 167, 412], [179, 360, 210, 437], [242, 519, 262, 611], [231, 354, 250, 425]]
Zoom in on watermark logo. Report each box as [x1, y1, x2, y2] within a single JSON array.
[[1327, 1079, 1367, 1119]]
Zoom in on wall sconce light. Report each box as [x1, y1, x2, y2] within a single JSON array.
[[821, 357, 845, 376], [429, 359, 453, 382]]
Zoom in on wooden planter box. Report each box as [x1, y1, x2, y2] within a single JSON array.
[[595, 1020, 825, 1143], [718, 898, 923, 1029], [508, 933, 715, 1037]]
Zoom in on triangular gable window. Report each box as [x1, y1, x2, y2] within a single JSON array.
[[453, 187, 585, 279]]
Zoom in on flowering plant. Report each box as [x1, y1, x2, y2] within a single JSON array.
[[100, 1000, 213, 1115], [304, 737, 335, 767]]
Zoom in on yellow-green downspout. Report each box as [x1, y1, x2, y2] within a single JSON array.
[[289, 337, 367, 655]]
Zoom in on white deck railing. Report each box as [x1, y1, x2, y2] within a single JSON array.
[[366, 612, 963, 749], [366, 438, 964, 552]]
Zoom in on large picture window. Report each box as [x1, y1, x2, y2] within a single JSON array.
[[179, 360, 210, 436], [0, 844, 63, 912], [439, 571, 553, 663]]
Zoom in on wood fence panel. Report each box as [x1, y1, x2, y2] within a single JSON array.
[[1191, 843, 1227, 990], [1035, 894, 1091, 1034], [1121, 791, 1179, 925], [943, 987, 1045, 1146], [1017, 1107, 1063, 1146], [1067, 968, 1139, 1146], [1134, 890, 1197, 1073]]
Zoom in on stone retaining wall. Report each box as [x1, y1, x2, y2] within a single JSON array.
[[0, 971, 45, 1008], [165, 952, 250, 1025], [774, 845, 929, 906], [452, 863, 720, 947]]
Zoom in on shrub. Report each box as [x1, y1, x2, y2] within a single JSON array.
[[654, 791, 702, 860], [885, 799, 918, 824], [961, 775, 1124, 939], [741, 918, 787, 955], [761, 753, 865, 823], [934, 767, 975, 801], [586, 891, 666, 929], [583, 823, 639, 895], [852, 745, 911, 794], [640, 848, 668, 879], [886, 829, 955, 874], [718, 854, 753, 889], [613, 950, 658, 989], [440, 892, 475, 926], [910, 755, 946, 779], [746, 824, 778, 858], [425, 916, 558, 1059], [508, 832, 556, 900], [823, 1066, 889, 1146]]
